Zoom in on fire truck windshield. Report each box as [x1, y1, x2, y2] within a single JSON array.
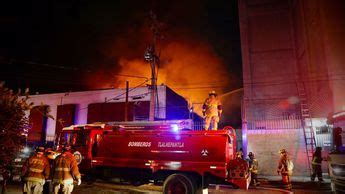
[[61, 131, 88, 147]]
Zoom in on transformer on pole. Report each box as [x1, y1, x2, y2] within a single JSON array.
[[144, 11, 161, 121]]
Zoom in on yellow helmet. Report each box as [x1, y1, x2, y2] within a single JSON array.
[[279, 149, 287, 154], [209, 90, 217, 96]]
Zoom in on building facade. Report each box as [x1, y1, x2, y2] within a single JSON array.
[[25, 85, 190, 144], [239, 0, 345, 175]]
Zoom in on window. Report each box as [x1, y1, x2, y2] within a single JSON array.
[[61, 130, 88, 146]]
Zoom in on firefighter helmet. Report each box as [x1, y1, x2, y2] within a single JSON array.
[[236, 151, 243, 159], [248, 152, 254, 157], [36, 146, 45, 153], [279, 149, 287, 154], [63, 143, 71, 151], [209, 90, 217, 96]]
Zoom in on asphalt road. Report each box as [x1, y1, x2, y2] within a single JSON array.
[[0, 179, 332, 194]]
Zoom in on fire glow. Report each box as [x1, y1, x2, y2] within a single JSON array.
[[85, 33, 232, 114]]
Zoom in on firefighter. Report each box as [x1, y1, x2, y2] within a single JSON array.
[[22, 146, 50, 194], [236, 148, 244, 159], [247, 152, 260, 186], [203, 90, 222, 130], [52, 144, 81, 194], [277, 149, 293, 190], [43, 147, 55, 194], [311, 147, 324, 182]]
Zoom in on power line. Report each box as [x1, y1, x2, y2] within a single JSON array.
[[171, 86, 230, 90], [2, 58, 80, 71], [77, 79, 150, 111]]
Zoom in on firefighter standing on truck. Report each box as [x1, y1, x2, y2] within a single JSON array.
[[277, 149, 293, 190], [203, 90, 222, 130], [22, 146, 50, 194], [52, 144, 81, 194]]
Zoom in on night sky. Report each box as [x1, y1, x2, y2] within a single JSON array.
[[0, 0, 242, 94]]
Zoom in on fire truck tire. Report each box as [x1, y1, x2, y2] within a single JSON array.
[[163, 174, 195, 194], [190, 175, 203, 194], [85, 173, 96, 185]]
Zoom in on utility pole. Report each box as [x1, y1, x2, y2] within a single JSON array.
[[144, 11, 161, 121], [125, 81, 129, 121]]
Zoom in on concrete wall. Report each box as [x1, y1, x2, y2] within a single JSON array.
[[238, 0, 345, 175], [322, 1, 345, 114], [238, 0, 299, 119], [247, 128, 309, 176], [239, 0, 345, 119], [291, 0, 345, 117]]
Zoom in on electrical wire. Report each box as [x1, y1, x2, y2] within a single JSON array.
[[77, 79, 150, 111]]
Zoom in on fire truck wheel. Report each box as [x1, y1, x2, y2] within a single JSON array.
[[85, 174, 96, 185], [163, 174, 195, 194]]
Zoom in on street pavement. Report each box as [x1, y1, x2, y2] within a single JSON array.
[[0, 176, 332, 194]]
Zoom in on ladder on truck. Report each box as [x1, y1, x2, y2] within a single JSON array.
[[297, 82, 316, 175]]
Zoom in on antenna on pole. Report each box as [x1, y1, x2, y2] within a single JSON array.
[[144, 11, 161, 121]]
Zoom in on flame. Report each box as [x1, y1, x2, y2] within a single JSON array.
[[84, 28, 234, 115]]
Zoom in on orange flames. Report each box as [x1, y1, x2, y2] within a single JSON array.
[[84, 28, 235, 115]]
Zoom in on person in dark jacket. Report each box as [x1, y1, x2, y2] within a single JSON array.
[[247, 152, 260, 186], [311, 147, 324, 182]]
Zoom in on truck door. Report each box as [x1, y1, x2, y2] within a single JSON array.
[[91, 134, 102, 157], [227, 135, 235, 160]]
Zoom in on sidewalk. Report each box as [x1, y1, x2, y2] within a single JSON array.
[[0, 183, 22, 194], [0, 175, 332, 194], [257, 175, 331, 194], [259, 174, 331, 183]]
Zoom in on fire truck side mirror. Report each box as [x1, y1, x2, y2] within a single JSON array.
[[228, 136, 232, 144]]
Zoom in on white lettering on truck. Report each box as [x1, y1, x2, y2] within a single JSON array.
[[158, 142, 185, 148], [128, 142, 151, 147]]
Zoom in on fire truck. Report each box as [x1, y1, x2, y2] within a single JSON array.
[[327, 111, 345, 193], [59, 122, 250, 193]]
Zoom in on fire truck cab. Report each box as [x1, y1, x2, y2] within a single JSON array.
[[60, 123, 250, 193], [59, 123, 107, 172]]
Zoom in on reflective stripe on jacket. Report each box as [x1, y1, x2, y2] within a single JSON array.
[[22, 153, 50, 183], [249, 158, 259, 174], [312, 155, 322, 165], [203, 98, 222, 116], [278, 155, 292, 175], [53, 152, 81, 184]]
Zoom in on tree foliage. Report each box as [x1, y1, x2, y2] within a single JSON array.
[[0, 82, 32, 170]]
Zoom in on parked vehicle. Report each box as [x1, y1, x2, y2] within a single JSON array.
[[327, 111, 345, 193]]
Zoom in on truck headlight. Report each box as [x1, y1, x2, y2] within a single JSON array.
[[171, 124, 179, 132], [23, 147, 30, 154], [331, 164, 345, 177]]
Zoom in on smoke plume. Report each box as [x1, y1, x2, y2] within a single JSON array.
[[84, 23, 235, 115]]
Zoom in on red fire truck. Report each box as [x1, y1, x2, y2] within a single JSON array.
[[60, 122, 250, 193]]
